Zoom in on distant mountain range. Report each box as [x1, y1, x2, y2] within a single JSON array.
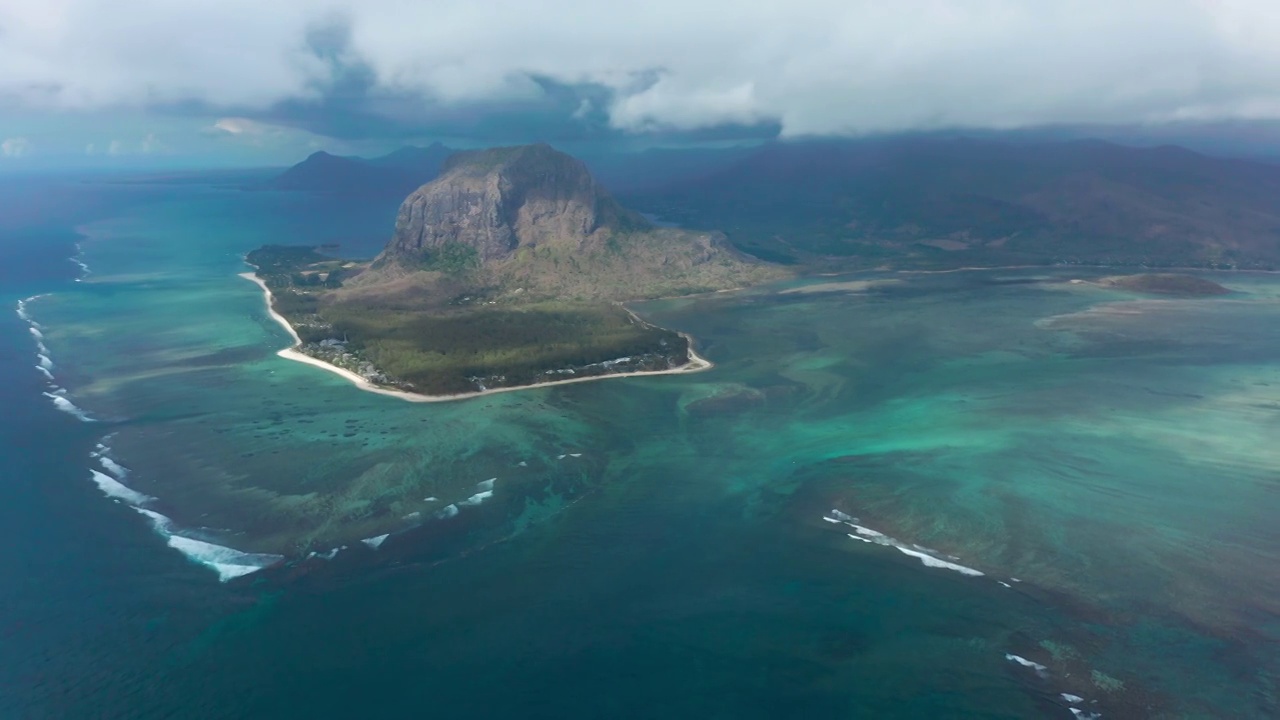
[[268, 143, 755, 198], [269, 143, 454, 196], [623, 137, 1280, 269], [270, 136, 1280, 269]]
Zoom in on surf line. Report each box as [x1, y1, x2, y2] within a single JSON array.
[[88, 440, 284, 581], [822, 509, 986, 578]]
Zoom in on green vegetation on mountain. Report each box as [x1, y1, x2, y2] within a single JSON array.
[[250, 144, 778, 396], [626, 137, 1280, 270]]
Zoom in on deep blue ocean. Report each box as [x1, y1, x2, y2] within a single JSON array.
[[2, 174, 1277, 718]]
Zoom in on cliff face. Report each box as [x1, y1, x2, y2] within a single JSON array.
[[383, 144, 637, 263], [351, 143, 783, 304]]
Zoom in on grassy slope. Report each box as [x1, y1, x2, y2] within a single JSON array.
[[247, 245, 695, 395]]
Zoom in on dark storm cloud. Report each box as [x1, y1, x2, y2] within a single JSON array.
[[4, 1, 1280, 145]]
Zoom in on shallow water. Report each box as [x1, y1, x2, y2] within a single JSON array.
[[4, 179, 1279, 717]]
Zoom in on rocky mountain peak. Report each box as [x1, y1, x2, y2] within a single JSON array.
[[382, 144, 643, 264]]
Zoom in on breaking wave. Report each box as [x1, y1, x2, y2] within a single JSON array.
[[824, 509, 984, 577], [361, 534, 389, 550], [98, 455, 130, 478], [86, 441, 280, 582], [89, 469, 154, 506], [1004, 653, 1102, 717], [308, 547, 343, 560], [19, 296, 61, 386], [43, 390, 95, 422], [460, 490, 494, 506], [435, 503, 460, 520], [15, 295, 43, 324], [1004, 653, 1049, 678], [460, 477, 498, 506], [134, 508, 284, 582]]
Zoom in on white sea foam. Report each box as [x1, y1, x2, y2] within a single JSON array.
[[825, 510, 985, 578], [435, 503, 459, 519], [998, 581, 1012, 588], [37, 354, 53, 370], [43, 392, 94, 421], [35, 365, 54, 380], [15, 299, 33, 323], [894, 546, 985, 576], [849, 524, 888, 541], [476, 478, 497, 491], [166, 536, 282, 581], [99, 456, 129, 479], [308, 547, 341, 560], [29, 326, 43, 340], [361, 533, 390, 549], [1061, 694, 1085, 704], [423, 496, 439, 502], [1069, 709, 1101, 720], [1005, 653, 1049, 678], [556, 454, 566, 460], [568, 453, 582, 458], [134, 508, 283, 581], [517, 461, 528, 467], [460, 490, 494, 506], [89, 469, 153, 505], [71, 257, 90, 280]]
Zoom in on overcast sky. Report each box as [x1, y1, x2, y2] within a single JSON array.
[[4, 0, 1280, 166]]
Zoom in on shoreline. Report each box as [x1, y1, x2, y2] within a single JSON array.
[[890, 262, 1280, 276], [239, 272, 713, 404]]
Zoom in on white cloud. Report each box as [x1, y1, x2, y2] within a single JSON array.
[[211, 117, 268, 136], [1, 137, 33, 157], [140, 133, 164, 154], [4, 1, 1280, 137]]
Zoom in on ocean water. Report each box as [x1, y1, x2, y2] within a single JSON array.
[[2, 176, 1278, 718]]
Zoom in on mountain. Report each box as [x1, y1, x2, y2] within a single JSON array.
[[250, 144, 781, 396], [625, 137, 1280, 268], [362, 143, 779, 302], [270, 143, 453, 196]]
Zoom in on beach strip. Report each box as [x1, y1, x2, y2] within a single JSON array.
[[240, 272, 712, 403]]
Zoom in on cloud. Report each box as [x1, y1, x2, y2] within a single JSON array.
[[140, 133, 165, 154], [1, 137, 33, 157], [4, 1, 1280, 140], [210, 117, 271, 136]]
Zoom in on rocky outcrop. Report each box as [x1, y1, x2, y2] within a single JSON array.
[[382, 144, 640, 263], [349, 143, 785, 303]]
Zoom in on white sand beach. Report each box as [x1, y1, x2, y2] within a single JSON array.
[[240, 272, 712, 403]]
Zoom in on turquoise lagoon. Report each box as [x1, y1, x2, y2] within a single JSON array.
[[8, 181, 1280, 717]]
